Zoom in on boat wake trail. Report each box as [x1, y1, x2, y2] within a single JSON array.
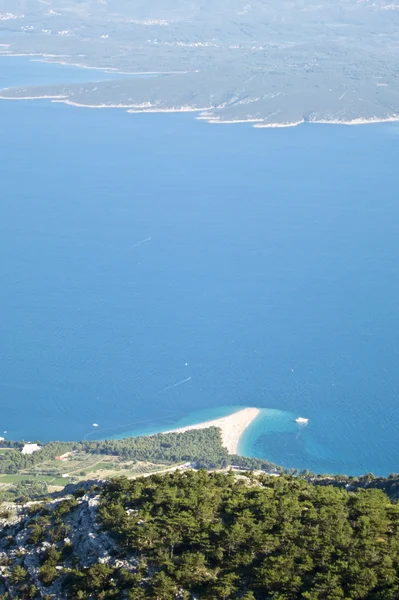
[[131, 236, 151, 249], [159, 376, 192, 394]]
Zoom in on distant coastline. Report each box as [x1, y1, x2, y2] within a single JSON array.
[[0, 54, 398, 128], [165, 407, 260, 454], [0, 89, 397, 129]]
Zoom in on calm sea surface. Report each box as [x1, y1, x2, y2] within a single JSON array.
[[1, 57, 399, 475]]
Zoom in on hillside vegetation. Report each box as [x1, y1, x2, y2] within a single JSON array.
[[2, 471, 399, 599], [0, 429, 230, 475], [0, 429, 280, 503]]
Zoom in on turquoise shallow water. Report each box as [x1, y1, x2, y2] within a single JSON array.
[[1, 57, 399, 475]]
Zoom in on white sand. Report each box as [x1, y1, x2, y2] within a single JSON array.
[[166, 407, 260, 454]]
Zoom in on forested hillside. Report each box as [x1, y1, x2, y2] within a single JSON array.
[[2, 471, 399, 599], [0, 429, 281, 503], [0, 428, 279, 476]]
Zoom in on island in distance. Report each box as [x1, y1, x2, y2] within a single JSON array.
[[1, 0, 399, 125]]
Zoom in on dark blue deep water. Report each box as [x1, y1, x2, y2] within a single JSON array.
[[1, 57, 399, 475]]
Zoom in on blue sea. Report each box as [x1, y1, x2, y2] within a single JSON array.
[[1, 56, 399, 476]]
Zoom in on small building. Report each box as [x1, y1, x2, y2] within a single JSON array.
[[21, 443, 41, 455]]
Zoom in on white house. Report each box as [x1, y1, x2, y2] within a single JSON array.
[[21, 443, 41, 455]]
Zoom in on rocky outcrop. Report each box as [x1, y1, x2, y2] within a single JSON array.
[[0, 489, 134, 599]]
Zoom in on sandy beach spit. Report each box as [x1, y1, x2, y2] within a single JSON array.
[[166, 407, 260, 454]]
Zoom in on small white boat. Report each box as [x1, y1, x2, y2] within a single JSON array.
[[92, 423, 99, 427], [295, 417, 309, 424]]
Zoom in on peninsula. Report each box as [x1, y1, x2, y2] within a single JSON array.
[[166, 407, 260, 454]]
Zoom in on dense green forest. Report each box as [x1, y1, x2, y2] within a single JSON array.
[[95, 472, 399, 599], [4, 471, 399, 599], [82, 428, 230, 467]]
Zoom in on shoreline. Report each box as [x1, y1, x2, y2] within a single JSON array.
[[0, 53, 398, 128], [254, 119, 305, 129], [0, 52, 186, 76], [0, 94, 67, 100], [0, 89, 397, 128], [165, 407, 260, 454]]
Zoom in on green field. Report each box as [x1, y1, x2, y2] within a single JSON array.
[[0, 474, 69, 485], [0, 453, 170, 490]]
